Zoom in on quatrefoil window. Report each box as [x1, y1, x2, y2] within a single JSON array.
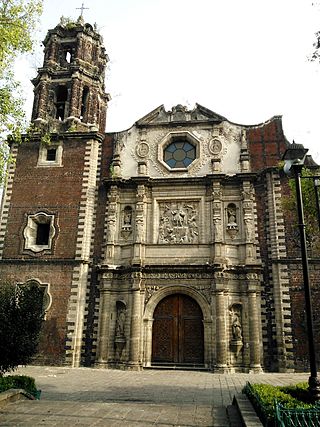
[[164, 139, 196, 169]]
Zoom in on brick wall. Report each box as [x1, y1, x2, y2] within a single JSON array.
[[247, 117, 287, 172], [1, 137, 88, 364], [2, 138, 86, 259]]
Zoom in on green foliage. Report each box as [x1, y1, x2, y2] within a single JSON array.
[[0, 0, 43, 185], [59, 16, 77, 30], [244, 382, 317, 426], [282, 167, 320, 255], [0, 281, 45, 375], [0, 375, 37, 395]]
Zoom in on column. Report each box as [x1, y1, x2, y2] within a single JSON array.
[[248, 289, 262, 372], [215, 289, 228, 372], [129, 274, 142, 369], [95, 275, 112, 367]]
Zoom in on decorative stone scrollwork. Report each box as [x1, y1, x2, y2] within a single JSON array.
[[158, 201, 199, 244], [226, 203, 238, 239], [145, 285, 160, 304]]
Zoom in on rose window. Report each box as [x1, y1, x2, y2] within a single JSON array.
[[164, 140, 196, 169]]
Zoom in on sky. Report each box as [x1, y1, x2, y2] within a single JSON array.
[[17, 0, 320, 162]]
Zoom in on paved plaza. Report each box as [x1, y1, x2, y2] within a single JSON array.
[[0, 366, 310, 426]]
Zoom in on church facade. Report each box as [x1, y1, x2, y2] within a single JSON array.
[[1, 18, 317, 372]]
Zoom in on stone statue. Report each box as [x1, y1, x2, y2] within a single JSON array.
[[115, 305, 126, 338], [232, 314, 242, 340]]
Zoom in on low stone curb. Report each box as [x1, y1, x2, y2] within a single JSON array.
[[0, 388, 35, 407], [233, 394, 263, 426]]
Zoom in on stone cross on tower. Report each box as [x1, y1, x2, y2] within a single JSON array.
[[76, 2, 89, 17]]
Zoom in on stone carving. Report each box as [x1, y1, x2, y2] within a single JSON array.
[[232, 314, 242, 340], [230, 304, 243, 358], [121, 206, 133, 239], [144, 284, 211, 305], [244, 215, 254, 242], [209, 138, 222, 155], [136, 142, 150, 158], [226, 203, 238, 239], [158, 202, 199, 244], [213, 216, 222, 242], [146, 272, 212, 280], [106, 186, 119, 243], [114, 301, 126, 362], [171, 104, 187, 121], [145, 285, 160, 304], [106, 217, 116, 243]]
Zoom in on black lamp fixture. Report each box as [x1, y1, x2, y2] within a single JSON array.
[[283, 141, 320, 401]]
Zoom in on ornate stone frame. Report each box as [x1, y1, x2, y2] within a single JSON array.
[[23, 212, 56, 253], [37, 141, 63, 167], [157, 131, 201, 172], [142, 285, 212, 368], [17, 278, 52, 320]]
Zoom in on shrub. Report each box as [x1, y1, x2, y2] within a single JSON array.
[[0, 282, 45, 375], [244, 382, 317, 426], [0, 375, 37, 396]]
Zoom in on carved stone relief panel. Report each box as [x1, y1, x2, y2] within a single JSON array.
[[158, 201, 199, 244], [106, 185, 119, 243], [242, 182, 255, 243]]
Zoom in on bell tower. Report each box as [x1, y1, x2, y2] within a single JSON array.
[[31, 16, 110, 132]]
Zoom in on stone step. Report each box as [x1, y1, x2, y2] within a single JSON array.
[[233, 395, 263, 427], [226, 403, 244, 426]]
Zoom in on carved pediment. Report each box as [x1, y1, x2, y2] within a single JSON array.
[[136, 103, 227, 127]]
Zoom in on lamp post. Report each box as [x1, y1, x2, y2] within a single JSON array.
[[283, 142, 320, 401]]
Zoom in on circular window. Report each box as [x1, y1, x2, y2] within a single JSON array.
[[164, 140, 196, 169]]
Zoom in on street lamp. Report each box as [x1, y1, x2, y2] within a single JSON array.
[[283, 142, 320, 401]]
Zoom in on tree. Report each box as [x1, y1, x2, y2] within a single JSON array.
[[0, 0, 43, 185], [282, 167, 320, 257], [0, 281, 44, 375]]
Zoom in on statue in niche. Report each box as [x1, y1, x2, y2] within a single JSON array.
[[226, 204, 238, 238], [229, 304, 243, 359], [114, 301, 126, 362], [115, 303, 126, 337], [121, 206, 133, 239], [232, 314, 242, 340], [124, 210, 132, 226]]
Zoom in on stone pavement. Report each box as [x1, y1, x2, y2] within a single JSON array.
[[0, 366, 309, 426]]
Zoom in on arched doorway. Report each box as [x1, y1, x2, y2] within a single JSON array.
[[152, 294, 204, 366]]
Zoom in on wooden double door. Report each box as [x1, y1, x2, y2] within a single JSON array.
[[152, 294, 204, 365]]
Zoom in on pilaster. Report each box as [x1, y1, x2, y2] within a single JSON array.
[[128, 272, 143, 369], [132, 185, 147, 265], [95, 273, 113, 367]]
